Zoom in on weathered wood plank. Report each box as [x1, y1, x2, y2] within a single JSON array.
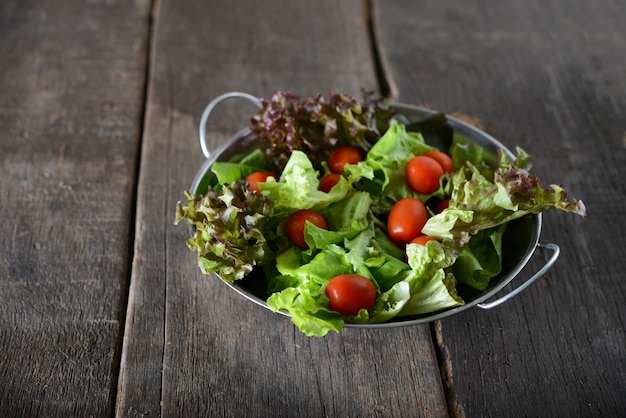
[[0, 0, 151, 416], [117, 0, 448, 416], [373, 0, 626, 416]]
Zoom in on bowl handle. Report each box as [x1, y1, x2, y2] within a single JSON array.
[[199, 92, 261, 158], [476, 243, 560, 310]]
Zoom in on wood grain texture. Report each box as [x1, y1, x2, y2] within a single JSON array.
[[373, 0, 626, 416], [116, 0, 448, 416], [0, 0, 151, 416], [7, 0, 622, 415]]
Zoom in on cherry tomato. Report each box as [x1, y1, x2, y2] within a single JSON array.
[[286, 210, 328, 249], [387, 197, 428, 247], [410, 235, 439, 246], [245, 171, 276, 195], [328, 146, 362, 173], [319, 173, 341, 193], [424, 150, 454, 174], [435, 198, 450, 213], [325, 274, 377, 316], [406, 155, 444, 194]]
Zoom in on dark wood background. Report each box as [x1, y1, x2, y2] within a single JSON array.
[[1, 0, 624, 416]]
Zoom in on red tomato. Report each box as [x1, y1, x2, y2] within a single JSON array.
[[410, 235, 439, 246], [286, 210, 328, 249], [325, 274, 377, 316], [387, 197, 428, 247], [424, 150, 454, 174], [406, 155, 444, 194], [319, 173, 341, 193], [328, 146, 362, 173], [435, 198, 450, 213], [245, 171, 276, 195]]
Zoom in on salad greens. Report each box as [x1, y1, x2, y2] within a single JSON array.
[[175, 92, 586, 337], [175, 181, 274, 283], [422, 149, 586, 246], [249, 91, 394, 171]]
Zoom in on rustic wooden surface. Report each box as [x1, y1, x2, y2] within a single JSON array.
[[0, 0, 624, 417], [0, 0, 151, 416]]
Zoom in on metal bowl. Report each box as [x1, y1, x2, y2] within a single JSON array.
[[188, 92, 560, 328]]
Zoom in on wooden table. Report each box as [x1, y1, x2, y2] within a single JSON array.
[[1, 0, 624, 416]]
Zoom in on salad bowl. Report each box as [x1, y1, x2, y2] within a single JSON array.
[[187, 92, 561, 329]]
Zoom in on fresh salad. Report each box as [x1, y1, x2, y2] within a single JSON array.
[[175, 92, 586, 337]]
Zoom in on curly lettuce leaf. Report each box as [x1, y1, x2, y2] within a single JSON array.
[[250, 91, 395, 170], [423, 149, 586, 245], [174, 180, 274, 282]]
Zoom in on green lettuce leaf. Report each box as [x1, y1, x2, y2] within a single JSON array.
[[267, 245, 352, 336], [345, 120, 440, 202], [453, 224, 506, 290], [267, 287, 344, 337], [260, 150, 353, 216], [398, 270, 463, 316], [364, 241, 463, 322], [210, 149, 277, 186]]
